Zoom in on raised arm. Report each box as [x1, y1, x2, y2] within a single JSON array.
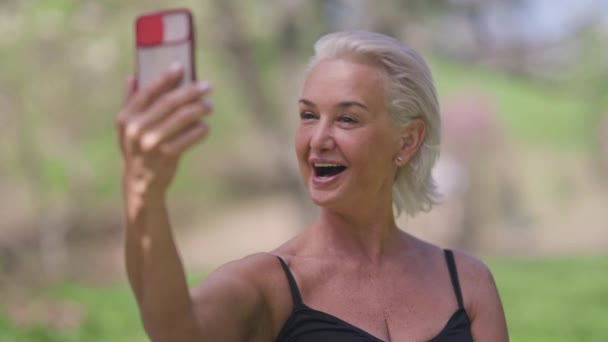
[[116, 66, 271, 341]]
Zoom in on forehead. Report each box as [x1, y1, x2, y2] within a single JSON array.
[[301, 59, 386, 107]]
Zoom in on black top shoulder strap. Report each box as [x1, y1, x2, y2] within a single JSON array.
[[276, 256, 303, 306], [444, 249, 464, 309]]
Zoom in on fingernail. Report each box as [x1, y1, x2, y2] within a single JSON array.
[[202, 99, 214, 110], [197, 81, 211, 92], [169, 62, 183, 73]]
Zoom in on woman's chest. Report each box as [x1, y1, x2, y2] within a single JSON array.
[[296, 274, 458, 341]]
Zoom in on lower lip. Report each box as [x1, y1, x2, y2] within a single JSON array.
[[312, 170, 345, 187]]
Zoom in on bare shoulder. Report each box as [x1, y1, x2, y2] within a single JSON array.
[[194, 252, 281, 288], [190, 252, 286, 307], [450, 249, 495, 283], [189, 252, 289, 340], [448, 250, 496, 311], [450, 249, 509, 341]]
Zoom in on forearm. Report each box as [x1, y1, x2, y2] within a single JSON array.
[[124, 190, 200, 339]]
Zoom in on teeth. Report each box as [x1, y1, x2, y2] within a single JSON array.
[[314, 163, 341, 167]]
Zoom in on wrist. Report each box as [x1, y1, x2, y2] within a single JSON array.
[[123, 186, 167, 221], [123, 169, 168, 200]]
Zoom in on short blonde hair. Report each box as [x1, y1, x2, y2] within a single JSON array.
[[308, 31, 441, 217]]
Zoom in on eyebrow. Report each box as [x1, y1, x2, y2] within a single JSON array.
[[298, 98, 369, 111]]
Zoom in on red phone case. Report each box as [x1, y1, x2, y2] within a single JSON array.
[[135, 9, 196, 89]]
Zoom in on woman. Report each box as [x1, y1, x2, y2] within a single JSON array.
[[117, 31, 508, 341]]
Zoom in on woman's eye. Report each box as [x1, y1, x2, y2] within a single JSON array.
[[339, 115, 358, 124], [300, 111, 316, 120]]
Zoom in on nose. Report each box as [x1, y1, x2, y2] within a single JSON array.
[[310, 120, 336, 152]]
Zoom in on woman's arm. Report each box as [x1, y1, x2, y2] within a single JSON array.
[[117, 67, 269, 341], [124, 194, 199, 339]]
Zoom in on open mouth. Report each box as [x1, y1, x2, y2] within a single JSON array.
[[313, 163, 347, 178]]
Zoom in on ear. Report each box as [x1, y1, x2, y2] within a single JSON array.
[[395, 118, 426, 167]]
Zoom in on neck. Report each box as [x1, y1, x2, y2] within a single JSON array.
[[310, 202, 405, 264]]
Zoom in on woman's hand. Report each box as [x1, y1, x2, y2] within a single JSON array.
[[116, 64, 213, 206], [116, 64, 217, 341]]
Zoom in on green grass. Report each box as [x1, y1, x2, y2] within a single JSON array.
[[488, 256, 608, 342], [1, 257, 607, 341], [0, 274, 206, 342], [0, 284, 146, 342]]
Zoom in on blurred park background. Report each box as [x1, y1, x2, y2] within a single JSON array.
[[1, 0, 607, 341]]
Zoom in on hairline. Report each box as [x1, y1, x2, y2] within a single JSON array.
[[306, 55, 407, 130]]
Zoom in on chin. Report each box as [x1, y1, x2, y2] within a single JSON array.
[[307, 188, 347, 211], [303, 168, 353, 211]]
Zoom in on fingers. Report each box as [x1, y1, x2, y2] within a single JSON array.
[[116, 63, 214, 169], [125, 81, 212, 147], [127, 62, 185, 111], [160, 122, 209, 157], [124, 75, 137, 105], [117, 75, 138, 153], [140, 100, 213, 151], [117, 75, 138, 127]]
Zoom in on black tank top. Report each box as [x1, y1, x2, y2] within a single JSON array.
[[275, 250, 473, 342]]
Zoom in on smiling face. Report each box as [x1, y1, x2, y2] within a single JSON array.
[[295, 59, 404, 212]]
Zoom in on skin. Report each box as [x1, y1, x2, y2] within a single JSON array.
[[117, 59, 508, 341]]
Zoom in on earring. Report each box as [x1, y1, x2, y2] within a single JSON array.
[[396, 156, 403, 162]]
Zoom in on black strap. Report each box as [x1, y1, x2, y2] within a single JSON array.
[[276, 256, 303, 306], [444, 249, 464, 309]]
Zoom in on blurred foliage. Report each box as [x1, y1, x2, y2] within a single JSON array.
[[1, 0, 603, 203], [1, 257, 607, 341], [431, 59, 592, 151], [0, 0, 249, 202]]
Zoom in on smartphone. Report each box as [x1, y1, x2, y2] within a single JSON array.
[[135, 9, 196, 89]]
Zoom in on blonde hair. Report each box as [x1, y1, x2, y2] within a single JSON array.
[[308, 31, 441, 217]]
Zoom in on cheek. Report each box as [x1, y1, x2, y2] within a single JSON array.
[[294, 127, 309, 162], [341, 130, 396, 171]]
